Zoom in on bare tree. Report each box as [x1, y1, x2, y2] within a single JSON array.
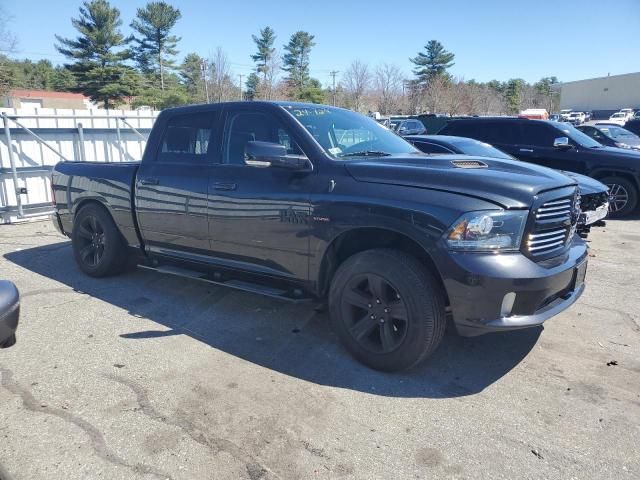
[[0, 4, 17, 95], [373, 63, 404, 115], [421, 75, 450, 114], [342, 60, 371, 112], [258, 49, 281, 100], [207, 47, 235, 102]]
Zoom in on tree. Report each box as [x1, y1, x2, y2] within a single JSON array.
[[410, 40, 455, 85], [0, 4, 17, 95], [207, 47, 235, 103], [342, 60, 371, 112], [180, 52, 206, 102], [131, 1, 181, 91], [504, 78, 525, 114], [298, 78, 325, 104], [245, 72, 259, 100], [282, 31, 315, 98], [55, 0, 133, 108], [251, 26, 276, 83], [373, 63, 404, 115]]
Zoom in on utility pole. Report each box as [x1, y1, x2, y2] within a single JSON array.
[[200, 60, 210, 103], [330, 70, 339, 106], [238, 74, 244, 101]]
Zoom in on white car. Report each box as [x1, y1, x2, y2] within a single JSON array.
[[609, 112, 629, 126], [559, 109, 572, 121], [567, 111, 585, 125]]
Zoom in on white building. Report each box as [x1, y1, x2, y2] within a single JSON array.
[[558, 72, 640, 115]]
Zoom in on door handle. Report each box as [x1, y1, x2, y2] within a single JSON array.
[[213, 182, 237, 191], [138, 177, 159, 186], [519, 148, 534, 153]]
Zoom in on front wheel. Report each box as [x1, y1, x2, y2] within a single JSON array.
[[72, 204, 127, 277], [329, 249, 446, 372], [601, 176, 638, 218]]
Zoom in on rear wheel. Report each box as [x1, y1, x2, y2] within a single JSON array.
[[329, 249, 446, 372], [72, 204, 127, 277], [601, 176, 638, 218]]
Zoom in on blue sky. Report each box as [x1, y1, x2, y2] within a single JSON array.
[[4, 0, 640, 85]]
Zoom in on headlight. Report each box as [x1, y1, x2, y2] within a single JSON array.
[[445, 210, 528, 251]]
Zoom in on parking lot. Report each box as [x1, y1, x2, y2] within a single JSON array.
[[0, 218, 638, 480]]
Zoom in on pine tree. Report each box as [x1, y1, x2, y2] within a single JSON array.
[[131, 1, 181, 91], [410, 40, 455, 85], [251, 26, 276, 84], [180, 52, 206, 102], [55, 0, 133, 108], [245, 72, 260, 101], [282, 31, 315, 98]]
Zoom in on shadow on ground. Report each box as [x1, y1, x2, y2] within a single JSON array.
[[6, 241, 541, 399]]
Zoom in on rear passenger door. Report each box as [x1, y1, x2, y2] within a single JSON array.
[[135, 109, 219, 255], [206, 105, 313, 280]]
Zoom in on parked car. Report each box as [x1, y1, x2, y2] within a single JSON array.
[[406, 134, 609, 237], [634, 111, 640, 120], [51, 102, 588, 372], [624, 119, 640, 136], [583, 111, 593, 122], [549, 114, 560, 122], [560, 109, 572, 121], [0, 280, 19, 348], [439, 117, 640, 217], [578, 124, 640, 151], [394, 119, 426, 136], [567, 112, 586, 125], [608, 112, 629, 126]]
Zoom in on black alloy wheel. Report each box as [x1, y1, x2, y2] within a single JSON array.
[[340, 273, 409, 354], [76, 214, 107, 267]]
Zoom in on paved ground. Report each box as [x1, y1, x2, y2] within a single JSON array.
[[0, 219, 638, 480]]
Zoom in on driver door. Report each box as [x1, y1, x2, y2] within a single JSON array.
[[207, 106, 314, 280]]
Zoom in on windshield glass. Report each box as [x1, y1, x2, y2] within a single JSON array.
[[282, 105, 418, 158], [611, 113, 625, 119], [551, 121, 603, 148], [450, 139, 514, 160], [599, 126, 639, 140]]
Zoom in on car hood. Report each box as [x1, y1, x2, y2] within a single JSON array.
[[559, 171, 608, 195], [344, 154, 576, 209]]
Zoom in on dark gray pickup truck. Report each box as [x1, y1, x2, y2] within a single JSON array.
[[51, 101, 588, 371]]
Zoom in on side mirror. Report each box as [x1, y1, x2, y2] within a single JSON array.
[[244, 141, 312, 171], [553, 137, 572, 150], [0, 280, 19, 348]]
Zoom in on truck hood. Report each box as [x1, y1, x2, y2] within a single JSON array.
[[344, 154, 576, 209]]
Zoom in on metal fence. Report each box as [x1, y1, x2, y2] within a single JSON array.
[[0, 108, 158, 223]]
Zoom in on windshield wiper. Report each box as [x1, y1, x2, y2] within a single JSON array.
[[339, 150, 391, 158]]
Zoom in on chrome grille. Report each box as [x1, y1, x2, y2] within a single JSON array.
[[526, 192, 579, 257]]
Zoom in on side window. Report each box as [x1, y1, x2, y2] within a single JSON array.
[[413, 142, 453, 154], [158, 112, 215, 163], [520, 124, 558, 147], [224, 112, 302, 165]]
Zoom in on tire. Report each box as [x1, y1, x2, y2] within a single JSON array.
[[328, 249, 446, 372], [72, 203, 128, 277], [601, 176, 638, 218]]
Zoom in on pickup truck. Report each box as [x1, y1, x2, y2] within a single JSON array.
[[51, 102, 588, 371]]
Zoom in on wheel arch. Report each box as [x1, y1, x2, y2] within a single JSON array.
[[316, 226, 447, 302]]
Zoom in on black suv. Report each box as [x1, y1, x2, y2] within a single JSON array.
[[440, 118, 640, 217]]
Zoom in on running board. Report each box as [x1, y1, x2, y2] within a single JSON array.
[[137, 264, 312, 303]]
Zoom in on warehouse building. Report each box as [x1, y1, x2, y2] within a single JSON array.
[[1, 89, 93, 110], [558, 72, 640, 119]]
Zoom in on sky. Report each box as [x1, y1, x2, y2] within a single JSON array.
[[3, 0, 640, 86]]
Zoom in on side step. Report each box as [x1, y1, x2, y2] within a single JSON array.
[[137, 264, 312, 303]]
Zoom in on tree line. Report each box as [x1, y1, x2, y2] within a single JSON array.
[[0, 0, 560, 114]]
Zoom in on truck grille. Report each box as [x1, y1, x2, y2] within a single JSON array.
[[525, 192, 579, 257]]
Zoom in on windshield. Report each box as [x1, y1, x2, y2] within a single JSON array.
[[282, 105, 418, 158], [611, 113, 625, 119], [551, 121, 603, 148], [599, 126, 639, 140], [451, 139, 514, 160]]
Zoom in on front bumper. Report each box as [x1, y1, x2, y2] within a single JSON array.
[[436, 237, 588, 337]]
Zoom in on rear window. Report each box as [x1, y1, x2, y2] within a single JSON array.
[[158, 112, 216, 163], [443, 121, 520, 144]]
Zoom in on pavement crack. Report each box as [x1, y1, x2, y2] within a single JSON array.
[[106, 373, 282, 480], [0, 368, 173, 480]]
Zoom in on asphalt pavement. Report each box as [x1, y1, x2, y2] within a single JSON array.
[[0, 218, 638, 480]]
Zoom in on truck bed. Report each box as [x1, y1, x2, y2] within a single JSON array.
[[51, 161, 141, 247]]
